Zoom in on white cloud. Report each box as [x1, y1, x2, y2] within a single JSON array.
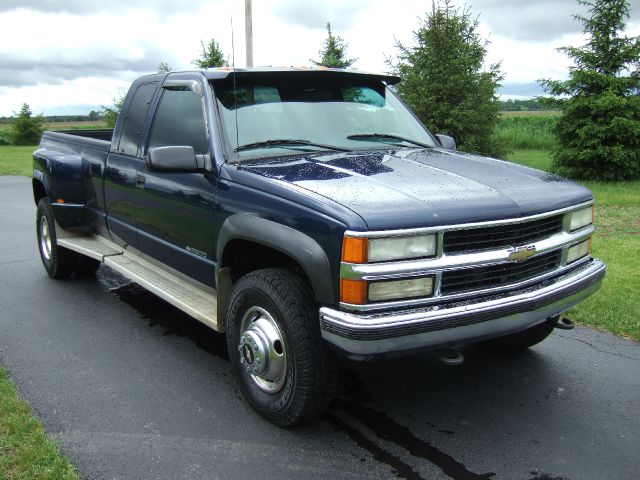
[[0, 77, 131, 116], [1, 0, 639, 116]]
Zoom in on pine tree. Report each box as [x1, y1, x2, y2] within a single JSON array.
[[311, 23, 357, 68], [157, 62, 172, 73], [389, 1, 505, 157], [540, 0, 640, 180], [9, 103, 45, 146], [192, 39, 227, 69]]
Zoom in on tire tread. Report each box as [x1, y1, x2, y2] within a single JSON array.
[[227, 268, 336, 426]]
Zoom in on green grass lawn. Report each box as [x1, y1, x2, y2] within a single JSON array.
[[504, 148, 553, 171], [506, 149, 640, 341], [0, 146, 36, 176], [0, 368, 78, 480]]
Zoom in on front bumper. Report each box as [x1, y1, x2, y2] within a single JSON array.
[[320, 259, 605, 358]]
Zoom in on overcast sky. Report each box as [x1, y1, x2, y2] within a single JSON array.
[[0, 0, 638, 116]]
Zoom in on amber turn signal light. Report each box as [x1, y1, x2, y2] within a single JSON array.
[[342, 236, 368, 263], [340, 279, 367, 305]]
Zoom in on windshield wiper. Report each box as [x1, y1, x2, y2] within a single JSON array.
[[234, 139, 350, 153], [347, 133, 433, 149]]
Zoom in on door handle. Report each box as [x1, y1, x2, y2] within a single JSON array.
[[135, 174, 146, 189]]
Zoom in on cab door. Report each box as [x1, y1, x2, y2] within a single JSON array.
[[104, 81, 158, 247], [134, 79, 216, 286]]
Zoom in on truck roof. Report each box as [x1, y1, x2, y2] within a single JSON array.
[[140, 67, 401, 85], [205, 66, 398, 83]]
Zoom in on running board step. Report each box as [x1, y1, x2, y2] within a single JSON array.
[[57, 235, 219, 331], [58, 235, 123, 260]]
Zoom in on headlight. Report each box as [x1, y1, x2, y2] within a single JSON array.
[[566, 240, 591, 264], [368, 234, 437, 262], [568, 206, 593, 231], [368, 276, 434, 302]]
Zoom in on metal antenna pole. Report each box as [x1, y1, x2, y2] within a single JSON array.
[[245, 0, 253, 67]]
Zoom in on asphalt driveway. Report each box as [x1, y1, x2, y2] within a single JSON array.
[[0, 176, 638, 480]]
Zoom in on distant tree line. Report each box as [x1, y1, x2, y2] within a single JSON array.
[[497, 99, 559, 112], [0, 113, 103, 124]]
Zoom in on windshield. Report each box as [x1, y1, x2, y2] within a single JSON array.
[[212, 76, 437, 160]]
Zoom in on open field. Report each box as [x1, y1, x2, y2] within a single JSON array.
[[500, 110, 560, 116], [0, 368, 78, 480], [496, 114, 557, 151], [0, 121, 107, 135]]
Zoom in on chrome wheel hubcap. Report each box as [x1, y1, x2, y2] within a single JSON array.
[[40, 216, 52, 261], [238, 306, 287, 393]]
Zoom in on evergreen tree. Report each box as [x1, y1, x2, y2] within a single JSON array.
[[311, 23, 357, 68], [9, 103, 45, 146], [540, 0, 640, 180], [390, 1, 505, 157], [192, 39, 227, 69]]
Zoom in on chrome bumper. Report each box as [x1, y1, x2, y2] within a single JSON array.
[[320, 259, 606, 358]]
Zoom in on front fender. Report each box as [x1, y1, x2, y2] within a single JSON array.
[[216, 213, 334, 304]]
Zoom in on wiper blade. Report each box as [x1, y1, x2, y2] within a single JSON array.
[[347, 133, 433, 149], [234, 139, 349, 153]]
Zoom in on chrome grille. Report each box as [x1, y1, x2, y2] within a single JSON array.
[[443, 215, 564, 253], [441, 250, 562, 295]]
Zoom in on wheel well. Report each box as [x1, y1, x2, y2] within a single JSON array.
[[32, 179, 47, 205], [221, 239, 307, 284]]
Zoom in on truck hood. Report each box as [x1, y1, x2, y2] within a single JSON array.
[[242, 148, 593, 230]]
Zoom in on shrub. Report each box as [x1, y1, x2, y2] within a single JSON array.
[[9, 103, 45, 146]]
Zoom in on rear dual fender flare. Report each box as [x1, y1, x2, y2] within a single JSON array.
[[216, 214, 334, 304], [32, 168, 50, 204]]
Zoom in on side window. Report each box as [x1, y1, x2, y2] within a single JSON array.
[[147, 88, 209, 155], [118, 82, 157, 156]]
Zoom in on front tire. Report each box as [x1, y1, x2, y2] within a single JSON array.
[[36, 198, 78, 279], [226, 268, 336, 426]]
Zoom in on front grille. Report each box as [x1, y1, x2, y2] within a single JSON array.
[[441, 250, 562, 295], [443, 215, 564, 253]]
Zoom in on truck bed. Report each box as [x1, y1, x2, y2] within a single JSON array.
[[41, 129, 113, 152]]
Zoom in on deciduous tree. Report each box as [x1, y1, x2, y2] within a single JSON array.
[[389, 0, 505, 157], [101, 94, 125, 129], [540, 0, 640, 180]]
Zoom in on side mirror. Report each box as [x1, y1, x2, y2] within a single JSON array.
[[436, 134, 456, 151], [148, 146, 198, 172]]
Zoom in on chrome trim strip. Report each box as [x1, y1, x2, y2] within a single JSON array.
[[341, 226, 594, 281], [340, 256, 591, 312], [321, 276, 603, 357], [344, 201, 593, 238], [320, 260, 605, 356]]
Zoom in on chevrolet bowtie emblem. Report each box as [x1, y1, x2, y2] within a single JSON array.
[[508, 245, 536, 263]]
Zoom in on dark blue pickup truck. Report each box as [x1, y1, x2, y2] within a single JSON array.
[[32, 68, 605, 426]]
